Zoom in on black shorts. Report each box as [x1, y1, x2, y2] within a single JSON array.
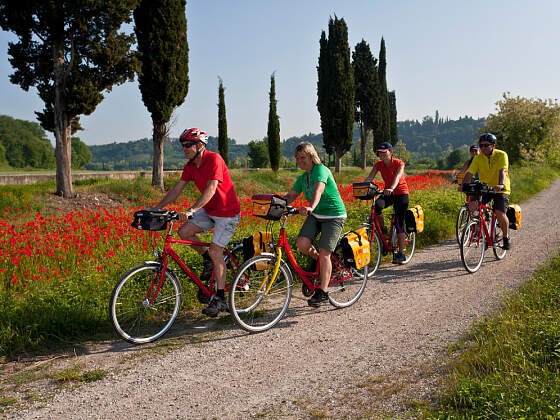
[[481, 193, 509, 214], [374, 194, 409, 233]]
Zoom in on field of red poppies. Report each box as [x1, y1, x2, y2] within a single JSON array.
[[0, 169, 456, 356]]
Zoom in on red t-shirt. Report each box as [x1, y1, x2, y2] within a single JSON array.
[[180, 150, 240, 217], [374, 158, 409, 195]]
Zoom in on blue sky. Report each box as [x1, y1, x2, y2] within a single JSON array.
[[1, 0, 559, 145]]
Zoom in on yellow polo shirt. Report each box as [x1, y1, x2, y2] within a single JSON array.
[[467, 149, 510, 194]]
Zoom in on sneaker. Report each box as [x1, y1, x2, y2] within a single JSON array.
[[392, 252, 406, 264], [502, 236, 511, 250], [201, 296, 228, 317], [308, 288, 329, 307], [200, 256, 214, 283]]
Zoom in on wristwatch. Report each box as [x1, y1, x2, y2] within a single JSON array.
[[187, 207, 195, 213]]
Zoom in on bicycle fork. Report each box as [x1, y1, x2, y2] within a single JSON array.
[[259, 249, 283, 296]]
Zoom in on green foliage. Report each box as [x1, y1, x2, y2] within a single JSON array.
[[248, 139, 270, 168], [0, 115, 55, 169], [71, 137, 92, 169], [437, 148, 468, 170], [377, 38, 391, 144], [428, 253, 560, 419], [388, 90, 398, 144], [134, 0, 189, 124], [217, 78, 229, 165], [317, 16, 355, 170], [399, 113, 486, 161], [392, 140, 411, 165], [484, 93, 560, 165], [267, 73, 281, 172]]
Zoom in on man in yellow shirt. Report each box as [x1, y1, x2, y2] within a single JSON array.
[[462, 133, 511, 250]]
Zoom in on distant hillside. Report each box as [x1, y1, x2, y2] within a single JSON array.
[[86, 114, 484, 170]]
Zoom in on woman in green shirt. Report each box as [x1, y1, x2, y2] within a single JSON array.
[[284, 142, 347, 307]]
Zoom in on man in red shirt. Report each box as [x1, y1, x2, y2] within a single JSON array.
[[155, 128, 241, 317], [365, 142, 410, 264]]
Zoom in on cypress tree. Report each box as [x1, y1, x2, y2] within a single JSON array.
[[134, 0, 189, 190], [377, 37, 391, 144], [267, 73, 281, 172], [0, 0, 139, 197], [217, 78, 228, 165], [316, 16, 355, 173], [352, 39, 380, 170], [388, 90, 398, 144]]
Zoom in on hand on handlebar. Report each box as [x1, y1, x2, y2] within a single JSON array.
[[299, 206, 313, 216], [383, 188, 394, 196]]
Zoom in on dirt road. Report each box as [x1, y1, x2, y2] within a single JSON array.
[[7, 180, 560, 419]]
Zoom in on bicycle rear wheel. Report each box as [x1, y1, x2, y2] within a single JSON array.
[[228, 255, 293, 333], [456, 206, 470, 245], [492, 218, 507, 260], [391, 227, 416, 263], [328, 246, 368, 308], [365, 225, 382, 278], [109, 263, 182, 344], [460, 220, 486, 273]]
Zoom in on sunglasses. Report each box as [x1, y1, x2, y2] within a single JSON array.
[[479, 143, 493, 148], [181, 142, 197, 148]]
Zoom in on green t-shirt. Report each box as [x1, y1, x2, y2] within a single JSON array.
[[292, 164, 347, 217], [467, 149, 511, 194]]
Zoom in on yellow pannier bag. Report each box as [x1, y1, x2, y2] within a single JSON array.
[[506, 204, 522, 230], [456, 172, 466, 185], [251, 194, 287, 220], [405, 205, 424, 233], [340, 227, 370, 269], [242, 231, 273, 270]]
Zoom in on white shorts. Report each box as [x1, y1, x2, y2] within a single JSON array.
[[190, 208, 240, 248]]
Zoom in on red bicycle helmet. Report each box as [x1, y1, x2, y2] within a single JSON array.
[[179, 128, 208, 144]]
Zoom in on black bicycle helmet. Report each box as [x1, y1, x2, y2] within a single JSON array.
[[479, 133, 497, 144]]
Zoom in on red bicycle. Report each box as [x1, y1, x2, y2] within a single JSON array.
[[109, 209, 245, 344], [228, 205, 369, 333], [362, 189, 416, 277], [459, 182, 508, 273]]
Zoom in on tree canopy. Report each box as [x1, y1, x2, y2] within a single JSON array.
[[484, 93, 560, 165], [134, 0, 189, 190], [316, 16, 355, 173], [218, 78, 228, 165], [267, 73, 281, 172]]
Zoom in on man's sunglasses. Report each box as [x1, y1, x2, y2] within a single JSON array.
[[181, 141, 197, 148], [479, 143, 493, 148]]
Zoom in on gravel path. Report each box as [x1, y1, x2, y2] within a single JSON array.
[[7, 179, 560, 419]]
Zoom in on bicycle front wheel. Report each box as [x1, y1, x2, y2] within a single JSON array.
[[328, 246, 368, 308], [456, 206, 470, 245], [391, 227, 416, 263], [460, 220, 486, 273], [228, 255, 293, 333], [366, 225, 382, 278], [109, 264, 182, 344], [492, 218, 507, 260]]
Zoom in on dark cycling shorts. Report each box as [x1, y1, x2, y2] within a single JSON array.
[[374, 194, 409, 234], [481, 193, 509, 214]]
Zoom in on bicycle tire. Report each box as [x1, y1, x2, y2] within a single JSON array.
[[365, 225, 382, 278], [228, 254, 293, 333], [456, 206, 470, 245], [328, 246, 368, 308], [109, 263, 182, 344], [492, 217, 507, 260], [391, 226, 416, 264], [460, 220, 486, 273]]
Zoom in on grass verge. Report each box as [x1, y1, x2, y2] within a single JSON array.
[[424, 251, 560, 418]]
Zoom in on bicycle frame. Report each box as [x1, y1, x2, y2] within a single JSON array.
[[147, 221, 240, 305], [367, 192, 407, 252], [467, 201, 498, 247], [271, 210, 357, 291]]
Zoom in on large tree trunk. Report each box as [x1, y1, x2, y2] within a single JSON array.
[[360, 123, 367, 170], [53, 39, 74, 198], [152, 120, 166, 191], [335, 150, 342, 174]]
